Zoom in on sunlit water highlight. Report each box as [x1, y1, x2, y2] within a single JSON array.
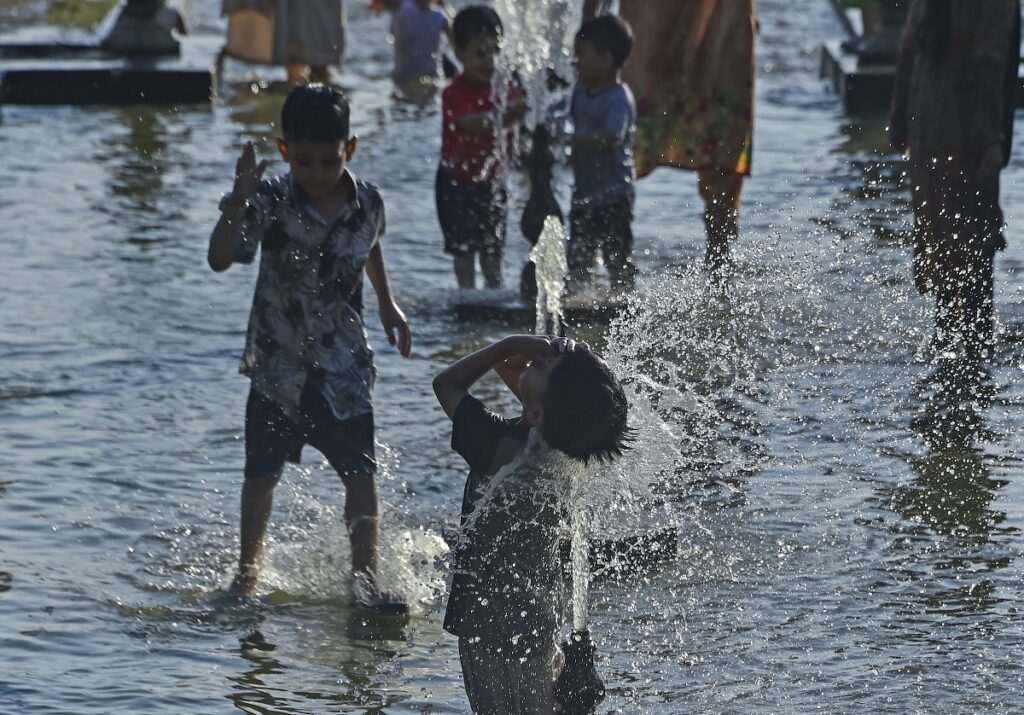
[[1, 1, 1023, 713]]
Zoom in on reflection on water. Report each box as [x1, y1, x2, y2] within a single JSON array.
[[1, 0, 1024, 712]]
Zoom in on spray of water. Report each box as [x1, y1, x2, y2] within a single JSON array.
[[531, 215, 569, 334]]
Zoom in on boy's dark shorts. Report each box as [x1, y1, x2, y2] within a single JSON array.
[[568, 196, 635, 271], [244, 384, 376, 480], [436, 168, 507, 259], [569, 197, 634, 250]]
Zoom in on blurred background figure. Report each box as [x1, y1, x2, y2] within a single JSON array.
[[584, 0, 756, 275], [372, 0, 454, 101], [889, 0, 1020, 356], [222, 0, 348, 84]]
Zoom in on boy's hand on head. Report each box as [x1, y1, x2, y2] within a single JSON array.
[[547, 335, 591, 354], [380, 301, 412, 358], [233, 141, 269, 201]]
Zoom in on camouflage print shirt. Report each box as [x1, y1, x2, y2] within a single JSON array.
[[234, 170, 385, 423]]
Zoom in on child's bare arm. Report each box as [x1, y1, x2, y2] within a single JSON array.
[[365, 242, 412, 357], [433, 335, 554, 419], [456, 98, 529, 135], [493, 355, 529, 401], [208, 142, 268, 272]]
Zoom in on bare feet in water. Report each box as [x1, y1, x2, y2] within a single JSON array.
[[351, 570, 408, 615], [228, 565, 258, 597]]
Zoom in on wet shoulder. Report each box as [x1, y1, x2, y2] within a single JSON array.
[[355, 177, 383, 207]]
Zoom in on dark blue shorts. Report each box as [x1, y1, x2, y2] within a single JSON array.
[[244, 384, 376, 480], [436, 168, 508, 259]]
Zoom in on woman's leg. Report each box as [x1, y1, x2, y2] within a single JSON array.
[[309, 65, 332, 84], [698, 168, 744, 271], [286, 63, 310, 84]]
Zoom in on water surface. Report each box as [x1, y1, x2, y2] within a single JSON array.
[[1, 1, 1023, 712]]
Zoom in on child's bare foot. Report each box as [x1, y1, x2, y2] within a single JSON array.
[[351, 570, 408, 616], [228, 566, 258, 597]]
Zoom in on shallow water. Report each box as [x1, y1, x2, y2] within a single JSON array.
[[2, 1, 1024, 713]]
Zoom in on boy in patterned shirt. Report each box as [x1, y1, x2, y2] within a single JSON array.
[[207, 84, 412, 613]]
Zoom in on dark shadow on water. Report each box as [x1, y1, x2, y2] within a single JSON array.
[[878, 357, 1016, 619], [892, 357, 1008, 542]]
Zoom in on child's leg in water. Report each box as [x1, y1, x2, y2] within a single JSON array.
[[230, 467, 284, 596], [454, 254, 476, 289], [340, 470, 380, 578], [479, 253, 502, 289]]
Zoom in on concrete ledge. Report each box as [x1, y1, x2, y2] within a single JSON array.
[[0, 33, 214, 105], [822, 38, 1024, 114], [0, 65, 211, 104], [820, 39, 896, 115]]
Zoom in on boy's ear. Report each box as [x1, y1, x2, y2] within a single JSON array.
[[277, 138, 288, 159], [345, 136, 358, 161]]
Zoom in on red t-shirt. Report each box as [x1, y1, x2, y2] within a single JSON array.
[[440, 74, 517, 184]]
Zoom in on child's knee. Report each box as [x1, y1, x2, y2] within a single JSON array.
[[245, 466, 284, 488]]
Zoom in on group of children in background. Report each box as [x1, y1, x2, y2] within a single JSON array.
[[207, 5, 637, 712], [374, 3, 638, 292], [437, 7, 638, 294]]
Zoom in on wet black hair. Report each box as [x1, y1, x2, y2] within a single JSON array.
[[280, 84, 350, 143], [575, 15, 634, 70], [541, 350, 633, 464], [452, 5, 503, 52]]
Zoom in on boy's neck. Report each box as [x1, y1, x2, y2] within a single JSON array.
[[301, 170, 356, 222], [584, 73, 619, 95]]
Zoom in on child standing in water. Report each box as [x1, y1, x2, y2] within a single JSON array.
[[569, 15, 637, 293], [389, 0, 452, 93], [433, 335, 631, 713], [437, 5, 528, 289], [207, 85, 412, 613]]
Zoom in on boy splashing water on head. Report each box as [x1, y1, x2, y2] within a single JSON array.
[[207, 84, 412, 613], [433, 335, 631, 713]]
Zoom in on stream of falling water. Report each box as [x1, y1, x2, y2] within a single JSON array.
[[531, 215, 569, 334]]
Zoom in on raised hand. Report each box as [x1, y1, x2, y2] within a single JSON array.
[[232, 141, 269, 201]]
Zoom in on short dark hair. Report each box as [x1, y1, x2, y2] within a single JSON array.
[[575, 15, 634, 69], [280, 84, 350, 143], [452, 5, 502, 51], [541, 350, 633, 464]]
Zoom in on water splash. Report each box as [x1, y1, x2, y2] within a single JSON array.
[[568, 471, 591, 631], [491, 0, 580, 129], [531, 215, 569, 334]]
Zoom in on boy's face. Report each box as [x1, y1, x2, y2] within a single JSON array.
[[277, 138, 356, 200], [456, 34, 500, 87], [519, 351, 564, 428], [574, 39, 614, 86]]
